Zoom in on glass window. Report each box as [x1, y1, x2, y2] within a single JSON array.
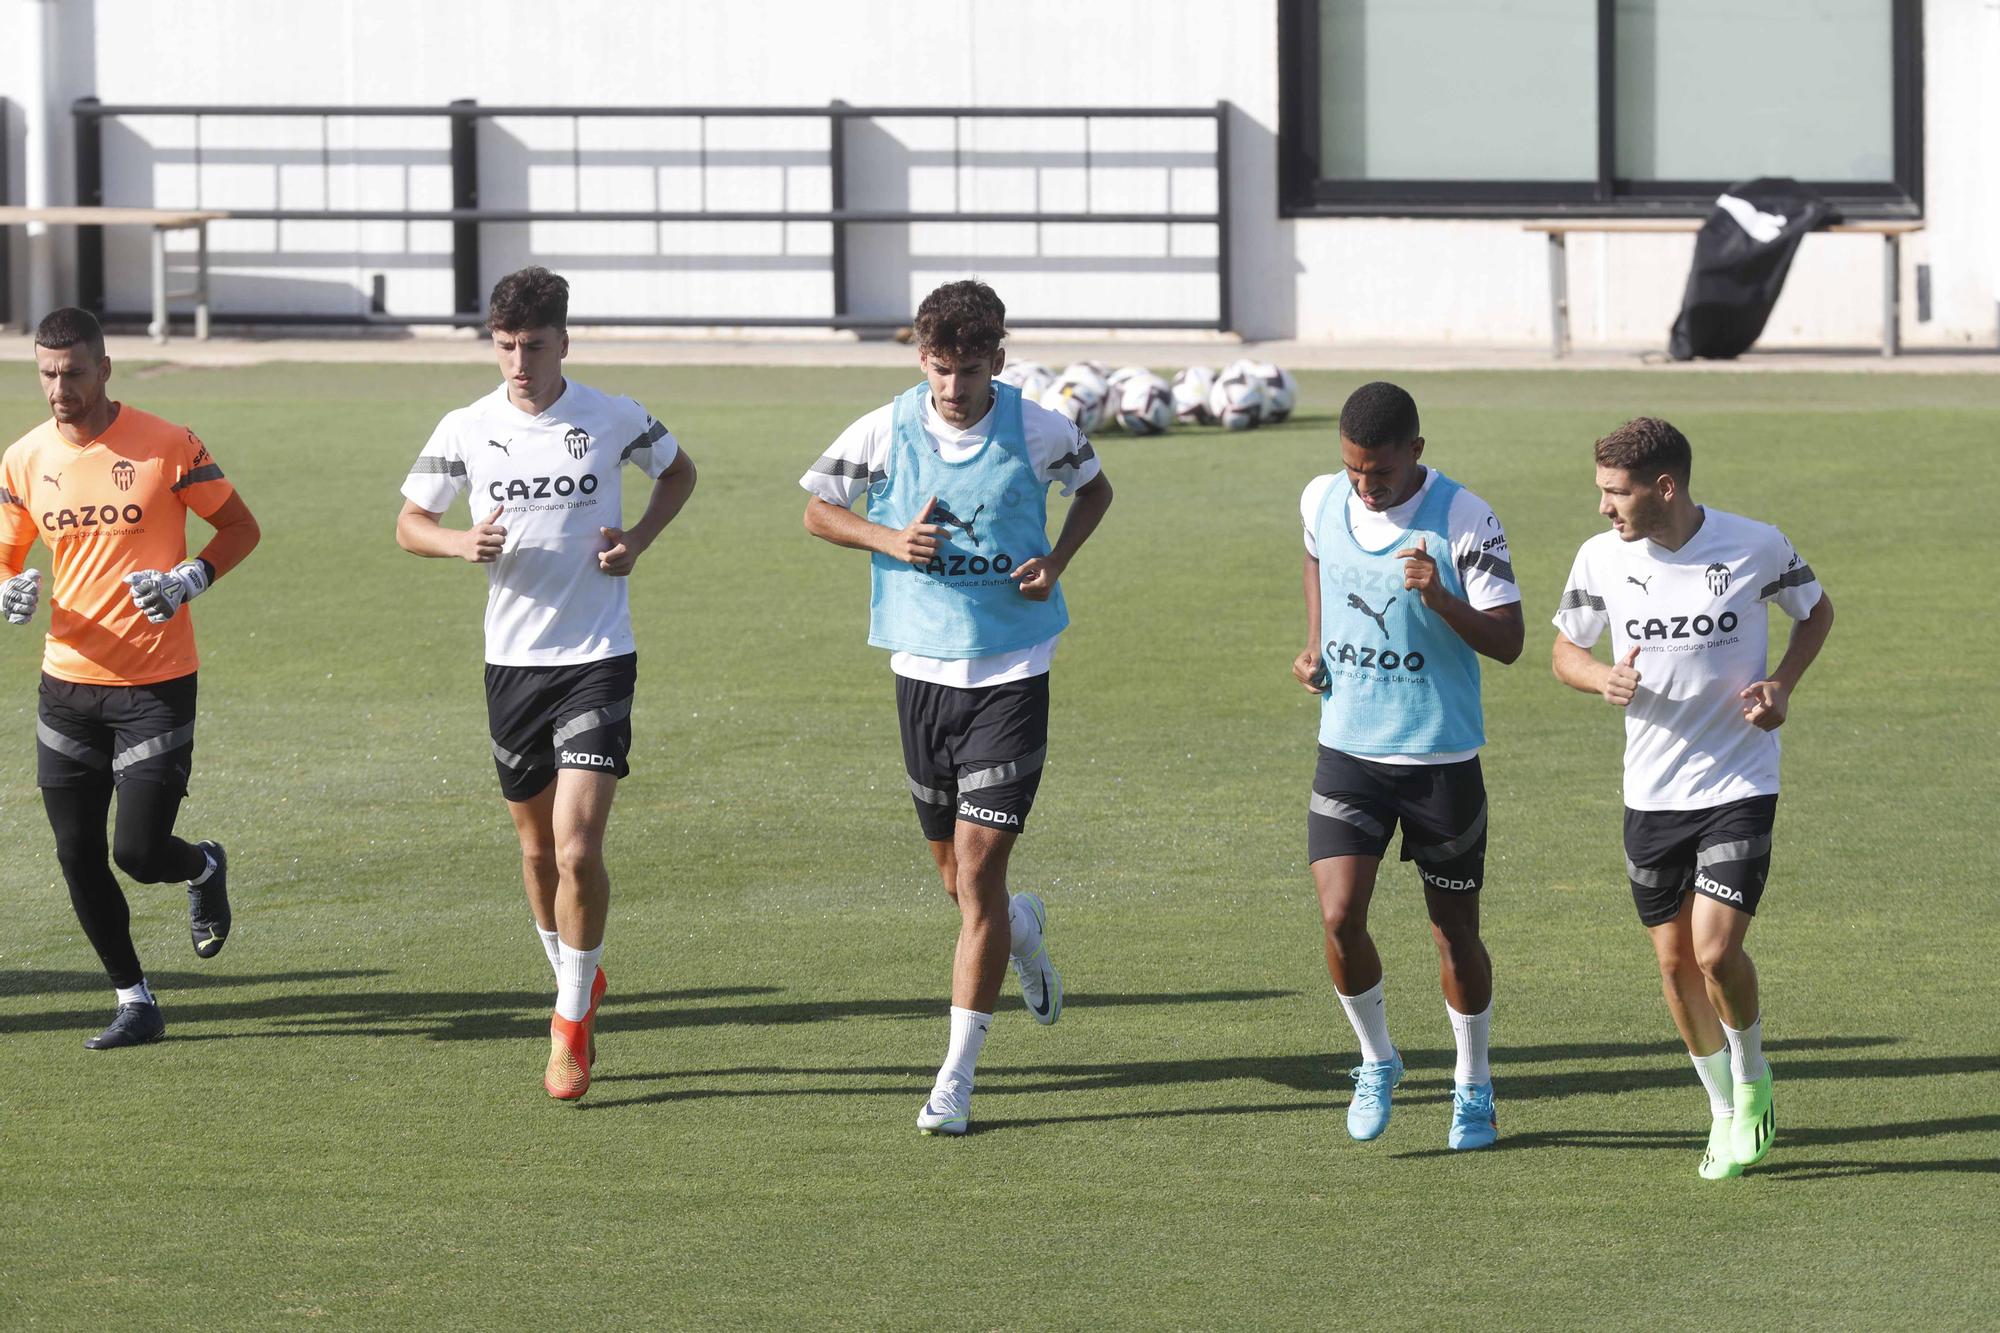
[[1317, 0, 1597, 182], [1615, 0, 1895, 183], [1279, 0, 1920, 216]]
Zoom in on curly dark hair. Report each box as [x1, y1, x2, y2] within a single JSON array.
[[34, 307, 106, 360], [487, 266, 570, 332], [1338, 381, 1420, 448], [912, 280, 1007, 359], [1595, 417, 1692, 485]]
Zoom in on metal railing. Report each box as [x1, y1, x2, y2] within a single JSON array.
[[73, 98, 1233, 332]]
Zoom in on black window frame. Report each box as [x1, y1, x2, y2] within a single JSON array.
[[1277, 0, 1923, 219]]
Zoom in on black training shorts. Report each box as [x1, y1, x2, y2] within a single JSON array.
[[484, 653, 637, 802], [37, 672, 198, 796], [1623, 794, 1777, 926], [1307, 745, 1488, 893], [896, 672, 1050, 840]]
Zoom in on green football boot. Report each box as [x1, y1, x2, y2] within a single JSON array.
[[1731, 1069, 1775, 1167], [1699, 1114, 1743, 1180]]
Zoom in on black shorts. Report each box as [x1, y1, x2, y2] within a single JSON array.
[[1307, 746, 1488, 893], [896, 672, 1050, 840], [37, 672, 198, 796], [485, 653, 637, 802], [1624, 794, 1777, 926]]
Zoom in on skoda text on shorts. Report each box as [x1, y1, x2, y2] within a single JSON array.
[[1551, 416, 1835, 1177], [1292, 381, 1524, 1149], [800, 279, 1113, 1135], [395, 266, 698, 1102], [0, 307, 262, 1050]]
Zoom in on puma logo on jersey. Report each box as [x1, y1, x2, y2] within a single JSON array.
[[487, 439, 511, 455], [931, 501, 985, 547], [1347, 592, 1395, 638], [1627, 575, 1652, 594], [42, 474, 59, 490]]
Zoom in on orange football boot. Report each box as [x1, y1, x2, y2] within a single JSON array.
[[544, 967, 607, 1101]]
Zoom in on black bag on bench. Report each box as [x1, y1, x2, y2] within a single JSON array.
[[1668, 177, 1836, 361]]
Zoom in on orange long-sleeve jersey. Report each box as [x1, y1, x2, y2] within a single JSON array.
[[0, 404, 237, 685]]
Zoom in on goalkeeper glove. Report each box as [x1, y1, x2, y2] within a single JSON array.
[[2, 568, 40, 625], [124, 560, 212, 623]]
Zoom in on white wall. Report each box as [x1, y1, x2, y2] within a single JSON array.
[[2, 0, 1992, 348]]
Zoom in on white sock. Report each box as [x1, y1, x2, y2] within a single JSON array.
[[1724, 1015, 1767, 1084], [115, 980, 154, 1007], [939, 1006, 992, 1088], [1007, 893, 1041, 960], [1691, 1045, 1734, 1117], [555, 940, 604, 1022], [1447, 1001, 1492, 1087], [189, 847, 217, 886], [1337, 980, 1395, 1065], [535, 925, 562, 975]]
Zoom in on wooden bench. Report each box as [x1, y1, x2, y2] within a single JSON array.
[[1524, 217, 1924, 359], [0, 206, 229, 343]]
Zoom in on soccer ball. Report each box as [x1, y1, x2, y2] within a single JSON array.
[[1001, 360, 1055, 403], [1053, 363, 1114, 431], [1042, 365, 1107, 430], [1114, 373, 1174, 436], [1243, 361, 1297, 423], [1209, 367, 1267, 431], [1171, 367, 1216, 425]]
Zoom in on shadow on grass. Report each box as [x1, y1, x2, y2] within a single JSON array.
[[1385, 1114, 2000, 1179], [0, 967, 390, 998], [0, 969, 1295, 1046], [574, 1036, 1975, 1120]]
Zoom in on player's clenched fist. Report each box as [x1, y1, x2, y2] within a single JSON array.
[[1395, 536, 1444, 608], [883, 495, 945, 567], [1292, 646, 1327, 693], [1603, 645, 1642, 707], [2, 568, 41, 625], [464, 504, 507, 563], [124, 561, 211, 623], [1739, 679, 1789, 731]]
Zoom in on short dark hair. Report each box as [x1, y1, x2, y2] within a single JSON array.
[[486, 266, 569, 332], [1339, 381, 1420, 448], [1595, 417, 1692, 486], [913, 280, 1006, 360], [35, 307, 106, 360]]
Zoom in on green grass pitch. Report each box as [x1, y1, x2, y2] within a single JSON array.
[[0, 362, 1995, 1328]]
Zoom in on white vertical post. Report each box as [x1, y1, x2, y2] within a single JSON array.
[[1547, 231, 1569, 358], [148, 225, 166, 342]]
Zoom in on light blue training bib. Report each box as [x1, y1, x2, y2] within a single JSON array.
[[867, 381, 1069, 658], [1314, 470, 1484, 755]]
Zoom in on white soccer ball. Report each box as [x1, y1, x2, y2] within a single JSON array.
[[1004, 360, 1055, 403], [1171, 367, 1217, 425], [1115, 373, 1174, 436], [1243, 361, 1297, 423], [1041, 366, 1106, 430], [1209, 368, 1267, 431], [1054, 363, 1114, 431]]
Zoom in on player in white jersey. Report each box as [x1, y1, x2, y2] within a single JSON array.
[[1552, 417, 1832, 1177], [1290, 382, 1523, 1149], [800, 280, 1112, 1135], [395, 267, 697, 1101]]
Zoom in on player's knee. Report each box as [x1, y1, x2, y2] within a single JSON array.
[[1693, 936, 1743, 979], [519, 842, 557, 878], [554, 834, 605, 881], [110, 833, 172, 884], [1322, 904, 1369, 952]]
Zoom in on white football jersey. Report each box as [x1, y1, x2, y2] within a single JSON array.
[[1300, 468, 1520, 765], [1553, 507, 1823, 811], [801, 389, 1101, 688], [403, 380, 679, 667]]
